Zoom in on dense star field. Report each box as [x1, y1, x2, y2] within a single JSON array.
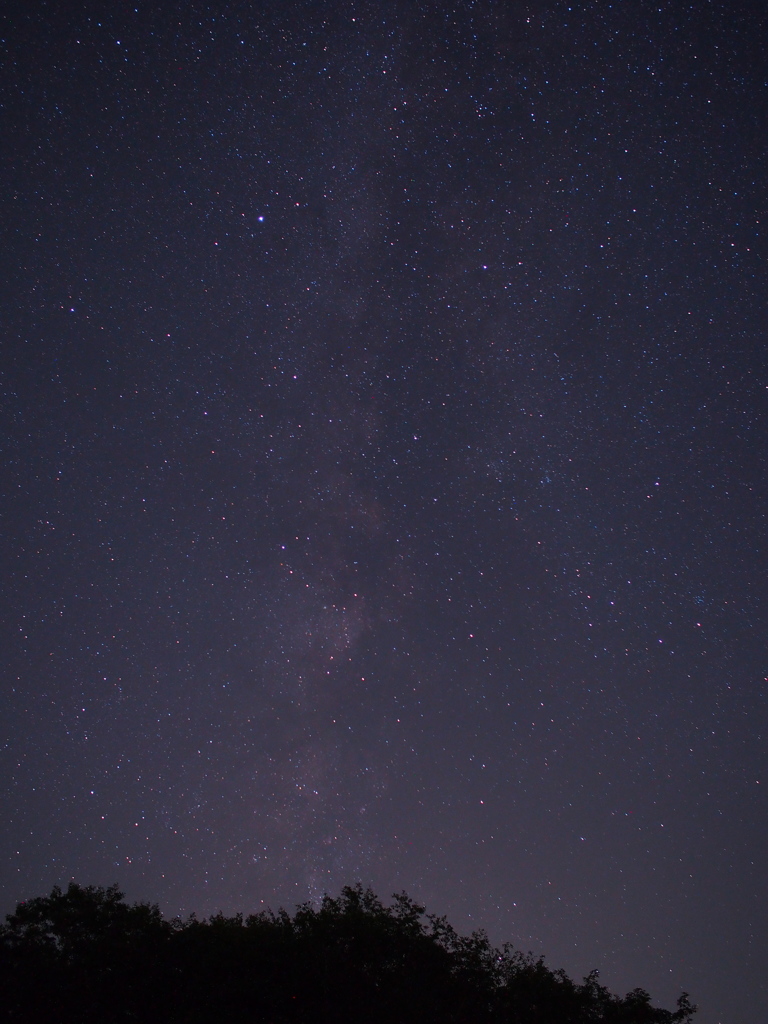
[[1, 2, 766, 1022]]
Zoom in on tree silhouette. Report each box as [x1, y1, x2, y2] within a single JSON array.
[[0, 883, 172, 1023], [0, 882, 696, 1024]]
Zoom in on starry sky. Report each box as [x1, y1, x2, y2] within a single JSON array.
[[2, 2, 766, 1021]]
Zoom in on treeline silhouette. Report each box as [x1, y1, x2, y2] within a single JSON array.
[[0, 882, 695, 1023]]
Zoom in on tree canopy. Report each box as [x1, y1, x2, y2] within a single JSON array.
[[0, 882, 696, 1024]]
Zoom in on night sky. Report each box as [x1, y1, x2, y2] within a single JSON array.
[[2, 2, 767, 1021]]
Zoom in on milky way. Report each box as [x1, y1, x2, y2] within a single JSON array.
[[2, 3, 767, 1022]]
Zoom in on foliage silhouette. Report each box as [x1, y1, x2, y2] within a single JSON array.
[[0, 882, 696, 1024]]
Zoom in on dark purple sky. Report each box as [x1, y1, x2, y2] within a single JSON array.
[[2, 2, 766, 1021]]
